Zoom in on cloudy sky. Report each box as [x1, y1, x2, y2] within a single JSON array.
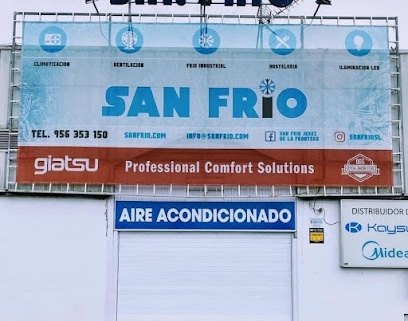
[[1, 0, 406, 48]]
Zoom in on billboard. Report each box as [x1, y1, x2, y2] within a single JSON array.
[[17, 21, 393, 186], [115, 200, 296, 231], [341, 199, 408, 268]]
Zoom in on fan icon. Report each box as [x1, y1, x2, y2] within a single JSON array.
[[116, 27, 143, 54], [121, 31, 137, 50], [49, 34, 61, 45]]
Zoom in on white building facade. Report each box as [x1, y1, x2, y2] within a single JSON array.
[[0, 12, 407, 321]]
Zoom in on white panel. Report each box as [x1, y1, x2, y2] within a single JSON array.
[[340, 199, 408, 268], [117, 232, 292, 321], [0, 196, 108, 321], [0, 48, 11, 128]]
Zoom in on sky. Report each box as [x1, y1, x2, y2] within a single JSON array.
[[1, 0, 406, 48]]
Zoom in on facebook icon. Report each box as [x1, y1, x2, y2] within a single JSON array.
[[265, 131, 276, 142]]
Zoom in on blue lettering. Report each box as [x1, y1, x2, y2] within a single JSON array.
[[163, 87, 190, 117], [113, 0, 288, 6], [209, 88, 229, 118], [102, 86, 190, 117], [277, 88, 307, 118], [232, 88, 258, 118], [102, 86, 129, 116], [128, 87, 160, 117]]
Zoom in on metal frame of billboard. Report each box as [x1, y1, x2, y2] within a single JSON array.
[[5, 12, 402, 198]]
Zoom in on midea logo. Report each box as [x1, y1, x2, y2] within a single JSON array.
[[361, 240, 408, 261], [34, 155, 99, 175]]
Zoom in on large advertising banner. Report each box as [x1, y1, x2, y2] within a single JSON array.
[[17, 21, 393, 186], [341, 200, 408, 268]]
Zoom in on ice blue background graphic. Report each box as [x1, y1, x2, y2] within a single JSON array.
[[20, 22, 392, 152]]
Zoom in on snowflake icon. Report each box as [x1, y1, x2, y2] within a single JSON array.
[[259, 79, 276, 97], [199, 33, 215, 48]]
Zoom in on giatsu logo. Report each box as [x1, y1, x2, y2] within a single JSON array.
[[34, 155, 99, 175], [102, 85, 307, 119]]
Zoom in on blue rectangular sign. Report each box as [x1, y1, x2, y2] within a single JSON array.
[[115, 201, 296, 231]]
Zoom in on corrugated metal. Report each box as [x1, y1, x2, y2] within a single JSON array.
[[0, 129, 17, 150], [117, 232, 293, 321]]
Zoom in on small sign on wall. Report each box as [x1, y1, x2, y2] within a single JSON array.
[[341, 199, 408, 268], [309, 228, 324, 243]]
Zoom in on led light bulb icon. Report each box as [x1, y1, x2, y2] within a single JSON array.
[[346, 30, 371, 57], [353, 35, 364, 51]]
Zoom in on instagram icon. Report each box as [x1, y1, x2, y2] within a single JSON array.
[[334, 131, 346, 142]]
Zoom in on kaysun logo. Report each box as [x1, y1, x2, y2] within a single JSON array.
[[345, 222, 362, 233], [362, 240, 408, 261]]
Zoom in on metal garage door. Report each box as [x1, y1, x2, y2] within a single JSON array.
[[117, 231, 293, 321]]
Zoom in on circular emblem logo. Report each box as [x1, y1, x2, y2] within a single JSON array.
[[39, 26, 67, 53], [362, 240, 381, 261], [345, 222, 362, 233], [116, 27, 143, 54], [345, 30, 372, 57], [192, 27, 220, 55], [269, 29, 297, 56]]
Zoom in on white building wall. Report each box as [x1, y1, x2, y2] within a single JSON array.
[[297, 199, 408, 321], [0, 196, 111, 321], [1, 197, 407, 321], [0, 28, 406, 321]]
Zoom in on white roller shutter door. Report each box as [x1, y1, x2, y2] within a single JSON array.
[[117, 232, 293, 321]]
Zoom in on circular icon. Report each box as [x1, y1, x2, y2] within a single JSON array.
[[116, 26, 143, 54], [277, 88, 307, 118], [192, 27, 220, 55], [362, 240, 380, 261], [345, 222, 362, 233], [345, 30, 372, 57], [39, 26, 67, 53], [269, 29, 297, 56], [268, 0, 294, 7]]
